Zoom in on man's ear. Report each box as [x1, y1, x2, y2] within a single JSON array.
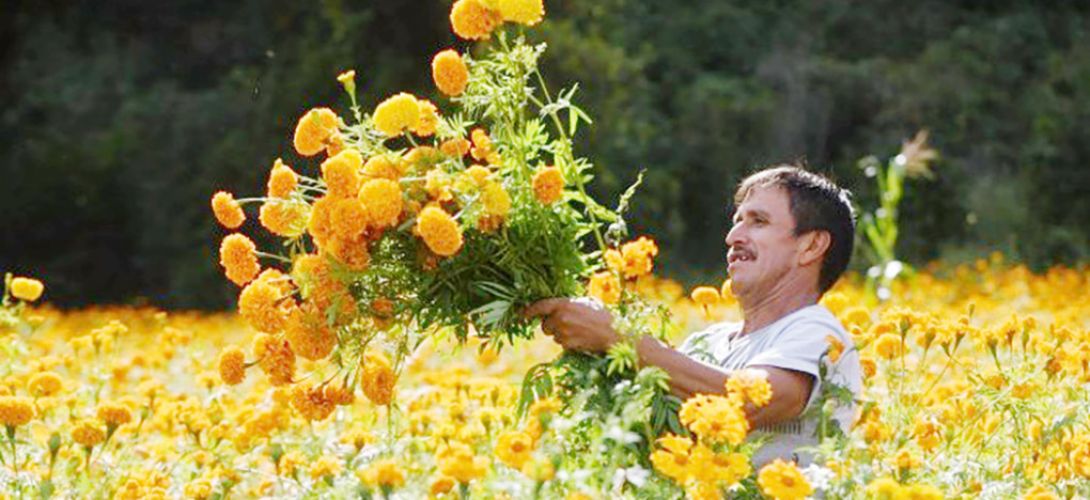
[[798, 230, 831, 267]]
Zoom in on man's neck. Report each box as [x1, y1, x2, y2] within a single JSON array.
[[738, 276, 820, 335]]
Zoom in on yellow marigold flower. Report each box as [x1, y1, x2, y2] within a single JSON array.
[[440, 137, 471, 157], [359, 458, 406, 490], [284, 303, 336, 361], [0, 396, 33, 427], [252, 333, 295, 386], [27, 371, 62, 397], [481, 181, 511, 218], [211, 191, 246, 229], [432, 49, 469, 97], [183, 478, 212, 499], [865, 477, 903, 499], [360, 350, 396, 406], [309, 455, 344, 480], [330, 198, 368, 240], [259, 200, 308, 237], [71, 419, 105, 447], [425, 168, 454, 202], [10, 277, 44, 302], [1023, 484, 1060, 500], [873, 332, 904, 360], [841, 306, 872, 329], [860, 355, 877, 378], [678, 393, 748, 445], [363, 154, 404, 181], [587, 271, 621, 305], [450, 0, 502, 40], [495, 430, 534, 469], [826, 334, 845, 363], [618, 236, 659, 279], [412, 99, 439, 137], [470, 128, 493, 161], [307, 195, 337, 249], [691, 285, 720, 318], [97, 401, 133, 427], [532, 165, 564, 204], [373, 92, 421, 137], [290, 382, 336, 421], [720, 278, 735, 302], [293, 107, 340, 157], [321, 149, 363, 199], [496, 0, 544, 25], [436, 441, 488, 483], [757, 459, 813, 500], [239, 279, 291, 333], [415, 205, 464, 257], [464, 164, 492, 186], [650, 434, 692, 483], [359, 178, 403, 229], [267, 158, 297, 198], [218, 346, 247, 385], [726, 368, 772, 407], [219, 234, 260, 286]]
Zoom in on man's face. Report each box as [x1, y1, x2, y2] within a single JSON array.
[[725, 185, 803, 299]]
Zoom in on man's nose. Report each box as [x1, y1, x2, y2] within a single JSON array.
[[725, 222, 744, 248]]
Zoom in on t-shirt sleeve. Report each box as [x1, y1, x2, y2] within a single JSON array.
[[744, 317, 846, 408]]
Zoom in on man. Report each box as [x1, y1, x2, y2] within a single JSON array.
[[524, 165, 862, 466]]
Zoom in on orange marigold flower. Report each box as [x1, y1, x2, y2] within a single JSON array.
[[292, 254, 354, 321], [259, 200, 309, 238], [28, 371, 63, 397], [432, 49, 469, 97], [470, 128, 493, 161], [290, 383, 336, 421], [211, 191, 246, 229], [72, 419, 106, 447], [97, 401, 133, 427], [267, 159, 298, 198], [293, 108, 340, 157], [358, 178, 403, 229], [239, 279, 292, 333], [412, 99, 439, 137], [373, 93, 421, 137], [532, 165, 564, 205], [495, 430, 534, 469], [496, 0, 545, 25], [0, 396, 34, 427], [415, 206, 463, 257], [218, 346, 247, 385], [322, 149, 363, 199], [691, 286, 720, 318], [219, 234, 260, 286], [307, 195, 336, 249], [678, 393, 749, 445], [360, 351, 396, 406], [425, 169, 454, 202], [10, 277, 44, 302], [330, 198, 369, 240], [252, 333, 295, 386], [362, 154, 404, 182], [360, 458, 407, 490], [465, 165, 492, 186], [440, 137, 471, 157], [285, 303, 337, 361], [618, 236, 659, 279], [326, 234, 372, 272], [450, 0, 502, 40], [587, 271, 621, 305]]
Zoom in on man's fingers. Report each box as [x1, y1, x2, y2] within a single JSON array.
[[522, 298, 565, 318]]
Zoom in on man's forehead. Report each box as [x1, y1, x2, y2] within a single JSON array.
[[732, 185, 790, 214]]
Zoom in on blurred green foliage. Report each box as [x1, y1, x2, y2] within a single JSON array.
[[2, 0, 1089, 308]]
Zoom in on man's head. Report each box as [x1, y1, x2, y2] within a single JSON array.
[[725, 165, 855, 299]]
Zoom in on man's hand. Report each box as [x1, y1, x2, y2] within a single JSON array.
[[522, 298, 621, 353]]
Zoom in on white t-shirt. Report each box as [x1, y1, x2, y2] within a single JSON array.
[[677, 304, 862, 466]]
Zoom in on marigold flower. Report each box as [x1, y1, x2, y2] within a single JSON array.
[[326, 233, 372, 272], [337, 69, 356, 96], [826, 334, 845, 363], [239, 279, 292, 333], [758, 459, 813, 500], [650, 434, 692, 483], [362, 154, 404, 181], [321, 149, 363, 199], [360, 350, 396, 406], [425, 169, 454, 202], [219, 234, 260, 286], [27, 371, 63, 397], [10, 277, 44, 302], [218, 346, 247, 385], [284, 303, 336, 361], [726, 368, 772, 407], [470, 128, 494, 161], [372, 93, 421, 137], [587, 271, 621, 305], [481, 181, 511, 218], [267, 159, 298, 198], [412, 99, 439, 137], [259, 200, 309, 238], [97, 401, 133, 427], [307, 195, 336, 249], [465, 165, 492, 186], [496, 0, 544, 25], [436, 441, 488, 483], [618, 236, 658, 279], [0, 396, 33, 427], [211, 191, 246, 229], [330, 198, 368, 240], [71, 419, 106, 447], [440, 137, 471, 157], [290, 383, 336, 421], [430, 475, 456, 496], [532, 165, 564, 204], [495, 430, 534, 469], [360, 458, 406, 490], [873, 332, 904, 359], [450, 0, 502, 40], [252, 333, 295, 386], [432, 49, 469, 97], [691, 286, 720, 318], [415, 205, 464, 257], [359, 178, 403, 229], [293, 108, 340, 157], [678, 393, 748, 445]]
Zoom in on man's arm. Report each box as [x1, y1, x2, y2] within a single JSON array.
[[524, 298, 814, 429]]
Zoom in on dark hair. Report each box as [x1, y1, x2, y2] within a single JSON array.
[[734, 165, 855, 294]]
